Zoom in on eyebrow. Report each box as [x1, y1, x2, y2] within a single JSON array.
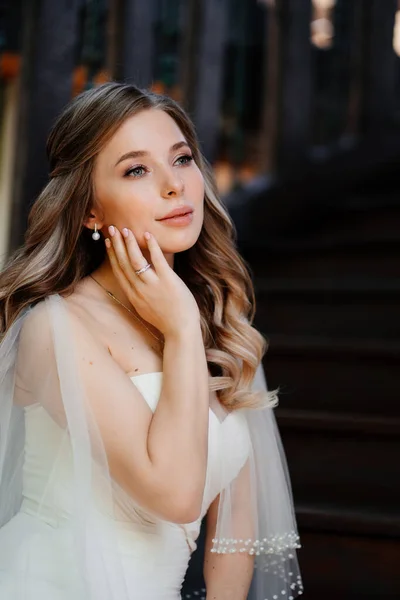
[[115, 141, 191, 167]]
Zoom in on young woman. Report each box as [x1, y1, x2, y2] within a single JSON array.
[[0, 82, 302, 600]]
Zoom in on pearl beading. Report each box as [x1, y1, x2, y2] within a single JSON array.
[[210, 531, 300, 555], [209, 533, 304, 599], [183, 588, 206, 599]]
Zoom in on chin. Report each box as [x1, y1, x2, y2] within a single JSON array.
[[157, 226, 202, 255]]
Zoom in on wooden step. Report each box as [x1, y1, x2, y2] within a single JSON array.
[[278, 416, 400, 515], [254, 290, 400, 340], [255, 277, 400, 294], [261, 350, 399, 416], [296, 504, 400, 538], [277, 408, 400, 436], [298, 530, 400, 598], [248, 247, 400, 279], [235, 197, 400, 249], [263, 334, 400, 359]]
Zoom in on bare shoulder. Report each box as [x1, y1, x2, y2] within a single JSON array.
[[16, 300, 58, 392], [19, 298, 52, 348], [18, 288, 106, 362], [17, 296, 84, 368]]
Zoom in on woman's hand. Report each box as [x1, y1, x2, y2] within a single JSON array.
[[105, 226, 200, 338]]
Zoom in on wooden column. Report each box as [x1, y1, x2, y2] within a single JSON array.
[[0, 79, 18, 267], [277, 0, 312, 173], [193, 0, 229, 162], [259, 2, 279, 173], [9, 0, 80, 250], [120, 0, 156, 87], [361, 0, 398, 132], [178, 0, 201, 114], [261, 0, 313, 175]]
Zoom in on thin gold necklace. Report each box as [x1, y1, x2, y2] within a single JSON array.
[[89, 274, 164, 352]]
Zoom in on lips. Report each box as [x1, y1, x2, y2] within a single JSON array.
[[158, 206, 193, 220]]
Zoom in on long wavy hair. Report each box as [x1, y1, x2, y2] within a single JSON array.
[[0, 82, 270, 410]]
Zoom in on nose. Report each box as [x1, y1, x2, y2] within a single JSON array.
[[161, 170, 184, 199]]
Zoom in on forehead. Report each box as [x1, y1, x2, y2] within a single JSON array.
[[101, 108, 187, 158]]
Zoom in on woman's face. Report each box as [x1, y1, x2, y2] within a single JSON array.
[[93, 108, 205, 256]]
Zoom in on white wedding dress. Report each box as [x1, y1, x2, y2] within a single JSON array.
[[0, 372, 251, 600]]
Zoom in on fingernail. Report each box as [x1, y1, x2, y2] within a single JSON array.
[[108, 225, 115, 236], [122, 228, 129, 238], [105, 238, 111, 248], [144, 232, 151, 240]]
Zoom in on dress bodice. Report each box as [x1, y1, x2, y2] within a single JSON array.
[[21, 372, 251, 552]]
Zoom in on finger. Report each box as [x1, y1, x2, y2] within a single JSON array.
[[144, 232, 169, 274], [122, 228, 153, 272], [109, 226, 138, 282], [105, 238, 139, 296], [122, 228, 157, 284]]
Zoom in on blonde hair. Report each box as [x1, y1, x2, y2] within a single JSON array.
[[0, 82, 268, 410]]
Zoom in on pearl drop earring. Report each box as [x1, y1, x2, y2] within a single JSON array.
[[92, 223, 100, 241]]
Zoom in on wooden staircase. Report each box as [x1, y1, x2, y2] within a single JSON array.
[[182, 138, 400, 599], [234, 139, 400, 598]]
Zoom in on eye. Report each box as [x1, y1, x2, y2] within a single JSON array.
[[175, 154, 193, 166], [124, 165, 148, 178]]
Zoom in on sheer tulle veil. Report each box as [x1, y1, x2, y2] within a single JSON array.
[[0, 294, 302, 598]]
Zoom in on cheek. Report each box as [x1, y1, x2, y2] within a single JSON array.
[[95, 178, 125, 214], [97, 181, 149, 223], [187, 169, 205, 205]]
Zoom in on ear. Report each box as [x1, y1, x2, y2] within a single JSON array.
[[83, 212, 104, 233]]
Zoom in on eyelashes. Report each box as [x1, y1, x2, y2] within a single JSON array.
[[124, 154, 194, 178], [124, 165, 147, 178], [175, 154, 193, 167]]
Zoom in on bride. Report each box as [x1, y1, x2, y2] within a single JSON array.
[[0, 82, 302, 599]]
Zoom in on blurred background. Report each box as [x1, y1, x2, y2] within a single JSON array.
[[0, 0, 399, 598]]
